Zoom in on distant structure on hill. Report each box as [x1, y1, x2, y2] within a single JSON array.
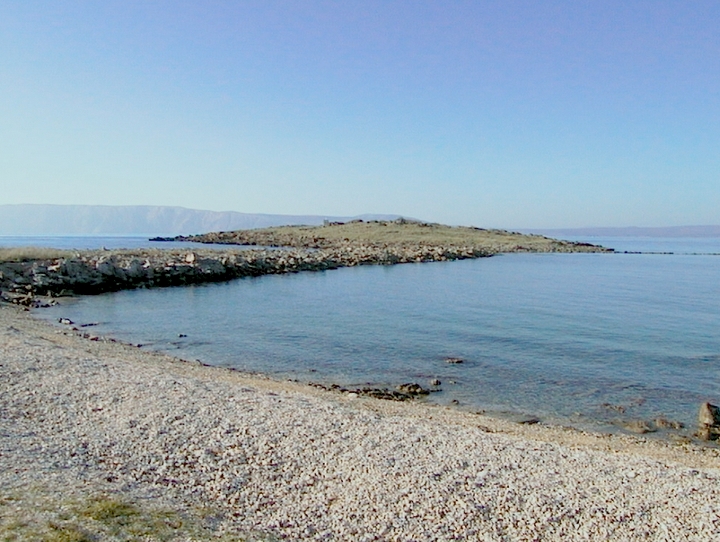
[[0, 204, 406, 236]]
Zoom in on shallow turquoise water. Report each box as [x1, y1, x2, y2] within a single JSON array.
[[35, 239, 720, 433]]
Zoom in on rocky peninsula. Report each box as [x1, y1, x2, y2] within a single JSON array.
[[165, 218, 612, 253], [0, 219, 610, 305]]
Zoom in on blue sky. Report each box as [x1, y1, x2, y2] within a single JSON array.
[[1, 1, 718, 228]]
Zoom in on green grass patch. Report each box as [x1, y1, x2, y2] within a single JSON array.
[[0, 490, 250, 541], [44, 522, 94, 542]]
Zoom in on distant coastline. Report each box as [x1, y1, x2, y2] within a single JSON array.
[[3, 203, 718, 239], [0, 204, 407, 237], [527, 225, 720, 238]]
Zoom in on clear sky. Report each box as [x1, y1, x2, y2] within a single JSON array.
[[1, 1, 718, 228]]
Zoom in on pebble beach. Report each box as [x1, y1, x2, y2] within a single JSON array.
[[2, 303, 719, 541]]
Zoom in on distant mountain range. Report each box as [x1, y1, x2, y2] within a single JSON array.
[[3, 204, 717, 238], [0, 204, 406, 236], [527, 226, 720, 238]]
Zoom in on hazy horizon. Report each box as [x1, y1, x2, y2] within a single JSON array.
[[2, 2, 718, 228], [0, 203, 408, 236], [2, 204, 719, 237]]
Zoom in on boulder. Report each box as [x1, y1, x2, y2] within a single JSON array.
[[698, 402, 720, 426], [697, 402, 720, 440], [196, 258, 227, 275], [125, 259, 147, 279], [96, 260, 126, 280]]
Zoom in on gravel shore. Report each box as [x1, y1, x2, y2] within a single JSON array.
[[2, 304, 719, 541]]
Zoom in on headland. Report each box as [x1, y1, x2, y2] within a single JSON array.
[[1, 219, 610, 305]]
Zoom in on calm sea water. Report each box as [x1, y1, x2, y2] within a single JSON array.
[[28, 236, 720, 434], [0, 235, 248, 251]]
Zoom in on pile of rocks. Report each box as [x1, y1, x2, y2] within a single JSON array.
[[0, 245, 494, 305], [308, 382, 434, 402]]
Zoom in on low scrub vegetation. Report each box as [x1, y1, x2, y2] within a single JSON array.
[[179, 219, 604, 253], [0, 247, 72, 263]]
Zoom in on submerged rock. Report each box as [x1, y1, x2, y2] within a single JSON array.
[[396, 383, 430, 396], [308, 382, 432, 402], [654, 417, 685, 430], [623, 420, 657, 434], [517, 417, 540, 425]]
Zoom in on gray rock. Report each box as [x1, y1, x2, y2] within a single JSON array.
[[697, 402, 720, 440], [698, 402, 720, 427], [96, 260, 119, 277], [126, 259, 147, 279]]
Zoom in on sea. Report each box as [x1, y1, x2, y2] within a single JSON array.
[[4, 234, 719, 435]]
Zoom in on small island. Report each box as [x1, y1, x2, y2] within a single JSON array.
[[1, 219, 610, 305], [162, 218, 612, 254]]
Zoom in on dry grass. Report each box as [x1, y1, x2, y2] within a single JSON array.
[[0, 247, 72, 263], [183, 219, 608, 252]]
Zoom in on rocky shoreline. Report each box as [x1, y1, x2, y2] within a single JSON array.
[[0, 224, 613, 307], [0, 245, 493, 306]]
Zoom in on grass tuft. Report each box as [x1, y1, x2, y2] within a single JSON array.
[[80, 496, 139, 524], [0, 490, 249, 541], [44, 522, 94, 542]]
